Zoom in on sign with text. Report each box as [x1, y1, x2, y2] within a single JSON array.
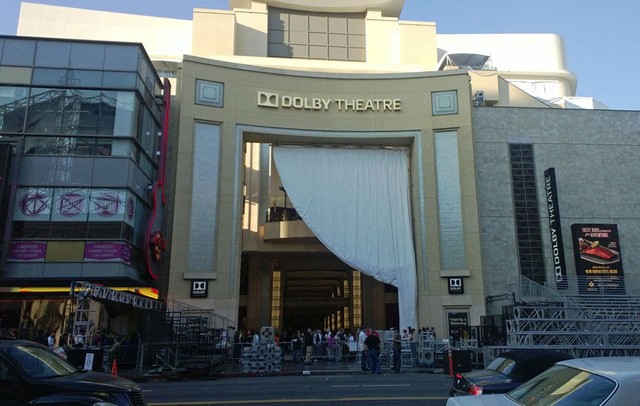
[[544, 168, 568, 289], [448, 277, 464, 294], [7, 241, 47, 261], [84, 242, 131, 263], [571, 224, 625, 295], [257, 91, 402, 112], [191, 281, 208, 298]]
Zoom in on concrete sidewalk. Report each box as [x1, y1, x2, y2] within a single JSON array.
[[120, 358, 444, 381]]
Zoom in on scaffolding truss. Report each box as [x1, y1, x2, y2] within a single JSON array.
[[494, 276, 640, 361], [69, 281, 164, 347]]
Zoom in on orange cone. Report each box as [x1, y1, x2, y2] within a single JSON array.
[[111, 359, 118, 376]]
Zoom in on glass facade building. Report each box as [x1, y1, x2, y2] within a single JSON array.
[[0, 36, 166, 290]]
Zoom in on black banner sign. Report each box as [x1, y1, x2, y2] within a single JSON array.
[[544, 168, 568, 289], [571, 224, 625, 295]]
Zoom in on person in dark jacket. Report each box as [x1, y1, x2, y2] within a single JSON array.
[[364, 328, 381, 374]]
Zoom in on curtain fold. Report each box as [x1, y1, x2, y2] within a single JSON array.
[[273, 146, 417, 330]]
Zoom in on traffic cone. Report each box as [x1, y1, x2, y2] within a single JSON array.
[[111, 359, 118, 376]]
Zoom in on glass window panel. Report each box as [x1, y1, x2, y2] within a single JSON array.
[[103, 45, 139, 71], [74, 90, 101, 135], [0, 86, 30, 133], [95, 139, 114, 156], [435, 131, 466, 269], [2, 39, 36, 66], [35, 41, 71, 68], [25, 88, 101, 135], [70, 43, 105, 69], [100, 91, 136, 136], [31, 68, 69, 86], [102, 71, 137, 89], [70, 137, 95, 155], [109, 139, 131, 157], [0, 66, 32, 85], [138, 109, 160, 157], [67, 70, 102, 88], [24, 137, 54, 154]]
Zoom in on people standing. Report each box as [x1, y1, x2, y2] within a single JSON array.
[[303, 328, 314, 364], [47, 332, 55, 348], [358, 327, 368, 371], [391, 327, 402, 373], [291, 330, 302, 363], [364, 328, 381, 375]]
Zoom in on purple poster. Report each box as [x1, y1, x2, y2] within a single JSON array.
[[84, 242, 132, 263], [8, 241, 47, 261]]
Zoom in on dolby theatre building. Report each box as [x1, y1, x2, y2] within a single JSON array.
[[6, 0, 640, 339]]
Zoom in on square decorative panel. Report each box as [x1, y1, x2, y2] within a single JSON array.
[[196, 79, 224, 107], [432, 90, 458, 115]]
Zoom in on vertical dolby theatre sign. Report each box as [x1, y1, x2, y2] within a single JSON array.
[[545, 168, 568, 289], [257, 91, 402, 112]]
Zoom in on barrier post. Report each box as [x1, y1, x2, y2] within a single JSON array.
[[448, 348, 453, 377]]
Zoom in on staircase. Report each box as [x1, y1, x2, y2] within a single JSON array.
[[487, 275, 640, 361]]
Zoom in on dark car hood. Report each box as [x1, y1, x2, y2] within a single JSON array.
[[36, 371, 140, 393]]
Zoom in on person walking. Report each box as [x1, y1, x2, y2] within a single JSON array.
[[364, 328, 381, 374]]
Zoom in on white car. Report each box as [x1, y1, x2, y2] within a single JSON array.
[[446, 357, 640, 406]]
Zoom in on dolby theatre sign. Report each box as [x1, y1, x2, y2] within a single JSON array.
[[257, 91, 402, 112]]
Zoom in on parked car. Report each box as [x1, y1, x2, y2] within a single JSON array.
[[0, 339, 146, 405], [446, 356, 640, 405], [449, 349, 573, 396]]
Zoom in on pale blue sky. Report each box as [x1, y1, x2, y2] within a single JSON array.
[[1, 0, 638, 111]]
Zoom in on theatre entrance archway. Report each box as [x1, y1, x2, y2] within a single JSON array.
[[238, 253, 398, 334]]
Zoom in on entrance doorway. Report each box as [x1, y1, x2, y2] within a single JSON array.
[[282, 269, 351, 332], [239, 253, 398, 333]]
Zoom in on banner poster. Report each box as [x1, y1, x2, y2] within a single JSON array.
[[52, 188, 89, 222], [13, 187, 52, 221], [84, 242, 132, 263], [88, 189, 126, 222], [7, 241, 47, 261], [544, 168, 568, 289], [571, 224, 625, 295]]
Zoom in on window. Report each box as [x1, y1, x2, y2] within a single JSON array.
[[268, 8, 365, 61], [509, 144, 545, 284], [0, 86, 30, 133]]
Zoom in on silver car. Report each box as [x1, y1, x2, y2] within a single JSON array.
[[446, 357, 640, 406]]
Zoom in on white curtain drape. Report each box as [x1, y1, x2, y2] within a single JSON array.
[[273, 146, 418, 330]]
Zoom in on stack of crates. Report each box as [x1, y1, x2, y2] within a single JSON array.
[[241, 326, 282, 374]]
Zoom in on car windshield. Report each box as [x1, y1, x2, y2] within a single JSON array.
[[507, 365, 617, 405], [8, 345, 78, 379], [487, 356, 516, 376]]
